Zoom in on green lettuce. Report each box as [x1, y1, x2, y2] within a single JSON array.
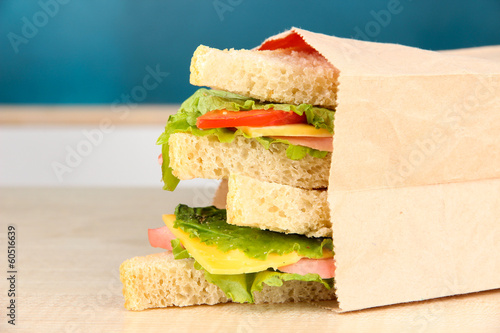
[[174, 204, 332, 261], [170, 204, 334, 304], [203, 269, 334, 304], [177, 88, 335, 133], [170, 238, 190, 259], [157, 88, 335, 191]]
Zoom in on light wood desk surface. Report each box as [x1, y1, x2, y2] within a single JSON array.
[[0, 188, 499, 332]]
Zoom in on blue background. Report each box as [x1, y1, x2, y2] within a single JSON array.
[[1, 0, 500, 104]]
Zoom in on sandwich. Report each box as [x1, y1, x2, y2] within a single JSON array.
[[120, 28, 500, 312], [120, 44, 340, 310]]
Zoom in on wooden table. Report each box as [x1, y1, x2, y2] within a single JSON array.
[[1, 188, 499, 332]]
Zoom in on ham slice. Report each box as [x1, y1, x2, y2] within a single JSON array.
[[278, 258, 336, 279], [271, 136, 333, 152], [148, 226, 177, 251]]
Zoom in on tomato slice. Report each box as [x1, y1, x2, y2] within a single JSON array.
[[196, 109, 306, 129]]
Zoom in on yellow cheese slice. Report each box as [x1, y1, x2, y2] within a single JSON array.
[[237, 124, 332, 138], [163, 214, 303, 275]]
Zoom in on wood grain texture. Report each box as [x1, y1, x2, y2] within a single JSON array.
[[0, 188, 499, 332]]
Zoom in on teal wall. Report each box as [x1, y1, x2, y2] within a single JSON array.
[[1, 0, 499, 104]]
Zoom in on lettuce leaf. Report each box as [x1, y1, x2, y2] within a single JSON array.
[[170, 238, 191, 259], [203, 269, 334, 303], [157, 88, 334, 191], [174, 204, 333, 261], [171, 204, 335, 304], [179, 88, 335, 133]]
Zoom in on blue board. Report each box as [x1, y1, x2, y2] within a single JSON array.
[[1, 0, 499, 104]]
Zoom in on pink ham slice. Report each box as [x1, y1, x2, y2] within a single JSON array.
[[148, 226, 177, 251], [271, 136, 333, 152], [278, 258, 336, 279]]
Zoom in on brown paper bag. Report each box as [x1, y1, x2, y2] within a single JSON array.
[[255, 28, 500, 312]]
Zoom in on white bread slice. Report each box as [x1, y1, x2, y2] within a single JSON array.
[[120, 252, 336, 310], [227, 174, 331, 238], [169, 133, 330, 189], [190, 45, 339, 109]]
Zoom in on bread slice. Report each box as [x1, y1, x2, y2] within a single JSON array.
[[190, 45, 339, 109], [169, 133, 330, 189], [120, 252, 336, 310], [227, 174, 331, 237]]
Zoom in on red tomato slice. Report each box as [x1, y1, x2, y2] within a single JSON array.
[[196, 109, 306, 129]]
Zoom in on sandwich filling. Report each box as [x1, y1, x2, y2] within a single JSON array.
[[157, 88, 335, 191], [149, 204, 335, 303]]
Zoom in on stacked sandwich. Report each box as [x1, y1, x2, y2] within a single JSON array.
[[120, 45, 340, 310]]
